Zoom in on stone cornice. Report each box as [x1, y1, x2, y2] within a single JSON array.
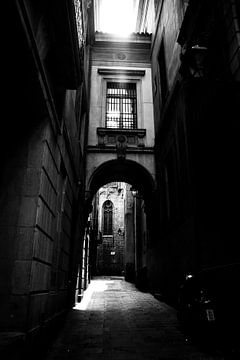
[[87, 146, 154, 154], [97, 127, 146, 137], [97, 69, 146, 77], [94, 31, 152, 50]]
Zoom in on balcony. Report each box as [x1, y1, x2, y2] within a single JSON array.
[[97, 127, 146, 148]]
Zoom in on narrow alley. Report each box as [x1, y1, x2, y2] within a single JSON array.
[[42, 278, 224, 360], [2, 2, 240, 359]]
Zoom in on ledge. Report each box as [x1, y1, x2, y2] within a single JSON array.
[[97, 69, 146, 77], [87, 146, 154, 154], [97, 127, 146, 137], [97, 127, 146, 148], [94, 31, 152, 46]]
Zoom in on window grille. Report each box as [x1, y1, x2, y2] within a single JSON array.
[[106, 82, 137, 129], [103, 200, 113, 235]]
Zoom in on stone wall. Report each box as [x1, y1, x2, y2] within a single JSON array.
[[0, 1, 90, 336], [96, 183, 126, 276], [148, 0, 240, 304]]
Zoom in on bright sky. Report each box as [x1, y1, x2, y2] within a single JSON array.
[[99, 0, 138, 36]]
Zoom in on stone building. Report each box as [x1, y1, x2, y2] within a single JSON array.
[[2, 0, 91, 342], [150, 0, 240, 302], [89, 180, 149, 288], [94, 182, 126, 276], [1, 0, 240, 351]]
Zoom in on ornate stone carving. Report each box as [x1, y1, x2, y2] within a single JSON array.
[[116, 135, 127, 160], [116, 52, 126, 60], [97, 128, 146, 149]]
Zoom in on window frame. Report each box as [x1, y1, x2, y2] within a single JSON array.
[[101, 76, 143, 129], [105, 82, 137, 129], [102, 200, 113, 235]]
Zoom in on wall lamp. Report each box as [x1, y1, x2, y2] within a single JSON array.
[[130, 186, 138, 197], [180, 44, 208, 78]]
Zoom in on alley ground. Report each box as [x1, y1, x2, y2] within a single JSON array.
[[40, 277, 230, 360]]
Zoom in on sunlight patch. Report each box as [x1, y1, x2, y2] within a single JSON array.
[[99, 0, 138, 36], [74, 280, 113, 310]]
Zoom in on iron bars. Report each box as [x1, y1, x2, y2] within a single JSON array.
[[106, 82, 137, 129]]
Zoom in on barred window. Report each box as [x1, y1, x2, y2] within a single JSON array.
[[103, 200, 113, 235], [106, 82, 137, 129]]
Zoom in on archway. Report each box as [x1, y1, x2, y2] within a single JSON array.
[[87, 159, 155, 206], [81, 159, 156, 293]]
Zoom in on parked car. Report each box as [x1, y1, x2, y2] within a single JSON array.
[[177, 263, 240, 352]]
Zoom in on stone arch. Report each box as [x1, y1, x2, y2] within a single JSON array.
[[87, 159, 155, 208]]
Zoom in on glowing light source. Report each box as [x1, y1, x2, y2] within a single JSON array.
[[99, 0, 137, 36], [130, 186, 138, 197]]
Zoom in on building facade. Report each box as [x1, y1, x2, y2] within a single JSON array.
[[149, 0, 240, 302], [94, 182, 126, 276], [1, 0, 91, 340]]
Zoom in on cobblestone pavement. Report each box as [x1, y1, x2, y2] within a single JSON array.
[[43, 277, 225, 360]]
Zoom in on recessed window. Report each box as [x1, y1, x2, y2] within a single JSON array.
[[106, 82, 137, 129], [103, 200, 113, 235]]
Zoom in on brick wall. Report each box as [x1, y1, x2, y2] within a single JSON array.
[[96, 183, 126, 276]]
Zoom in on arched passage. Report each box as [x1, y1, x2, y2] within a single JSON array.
[[87, 159, 156, 206], [82, 159, 156, 291]]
